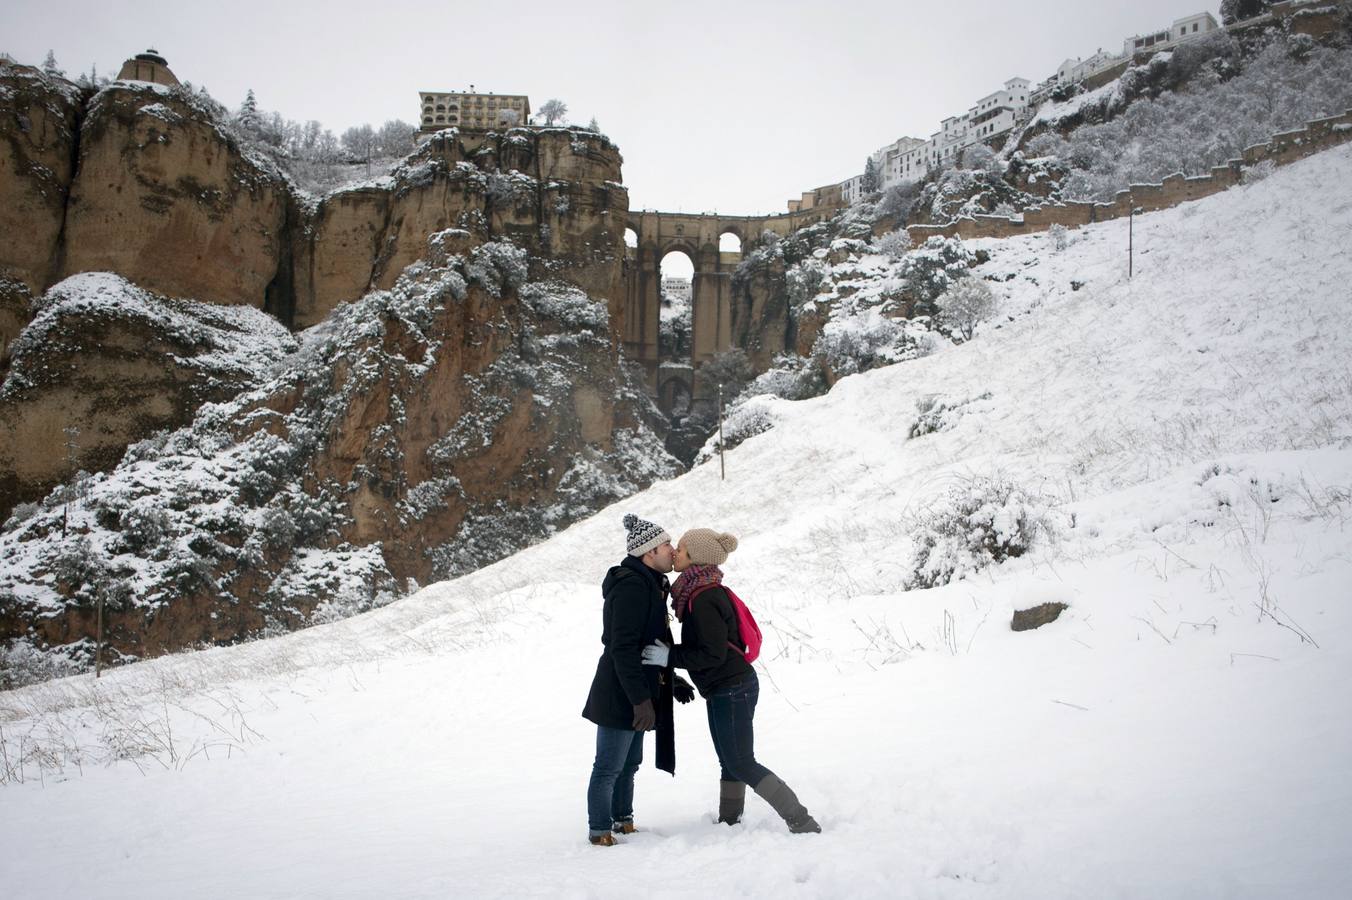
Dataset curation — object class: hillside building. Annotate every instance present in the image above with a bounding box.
[115,48,179,87]
[419,88,531,133]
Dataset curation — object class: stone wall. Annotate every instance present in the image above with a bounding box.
[907,109,1352,243]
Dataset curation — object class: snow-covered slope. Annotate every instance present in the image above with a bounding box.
[3,146,1351,899]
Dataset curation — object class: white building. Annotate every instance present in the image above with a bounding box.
[1123,11,1219,56]
[661,276,691,305]
[840,75,1034,200]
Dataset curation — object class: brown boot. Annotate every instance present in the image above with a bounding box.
[611,819,638,834]
[753,774,822,834]
[589,833,617,846]
[718,780,746,825]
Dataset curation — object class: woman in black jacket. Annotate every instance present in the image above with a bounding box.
[642,527,821,834]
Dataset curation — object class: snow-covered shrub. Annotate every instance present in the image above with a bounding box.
[1241,159,1276,184]
[119,501,171,554]
[904,475,1062,589]
[935,278,997,342]
[814,311,906,378]
[1047,223,1070,252]
[786,258,829,308]
[874,229,913,261]
[876,180,924,224]
[465,241,528,298]
[742,353,829,403]
[699,348,754,400]
[909,392,993,439]
[0,639,80,691]
[3,502,40,530]
[694,395,781,463]
[897,237,975,311]
[960,144,1003,177]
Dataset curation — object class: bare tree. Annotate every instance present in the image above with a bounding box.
[538,98,568,126]
[936,278,996,341]
[497,109,520,128]
[341,124,377,175]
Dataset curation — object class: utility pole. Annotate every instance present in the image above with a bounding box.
[95,587,103,678]
[717,383,726,482]
[1129,205,1142,279]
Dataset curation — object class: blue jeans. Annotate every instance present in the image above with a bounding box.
[587,726,644,835]
[705,671,773,787]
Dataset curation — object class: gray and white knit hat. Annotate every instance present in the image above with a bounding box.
[624,513,671,557]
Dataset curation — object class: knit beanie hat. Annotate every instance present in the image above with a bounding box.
[679,528,739,566]
[624,513,671,557]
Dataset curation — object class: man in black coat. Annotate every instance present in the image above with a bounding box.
[581,513,693,846]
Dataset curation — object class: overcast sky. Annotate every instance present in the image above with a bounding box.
[5,0,1211,216]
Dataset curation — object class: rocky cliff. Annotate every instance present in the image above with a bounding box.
[0,62,674,682]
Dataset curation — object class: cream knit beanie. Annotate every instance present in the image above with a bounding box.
[680,528,739,566]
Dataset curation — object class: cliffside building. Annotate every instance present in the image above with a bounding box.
[115,49,179,87]
[419,88,531,133]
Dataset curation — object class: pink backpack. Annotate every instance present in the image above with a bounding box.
[692,584,763,664]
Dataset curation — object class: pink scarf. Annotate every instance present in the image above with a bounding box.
[671,564,722,622]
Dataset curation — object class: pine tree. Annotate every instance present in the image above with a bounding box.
[862,157,879,194]
[42,50,64,77]
[238,89,259,131]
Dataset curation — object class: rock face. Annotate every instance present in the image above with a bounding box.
[0,273,298,518]
[60,83,293,310]
[0,63,674,683]
[0,61,635,520]
[0,65,82,352]
[292,128,627,330]
[0,243,675,677]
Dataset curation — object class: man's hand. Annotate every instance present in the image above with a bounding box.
[673,675,695,704]
[632,698,656,730]
[641,640,670,667]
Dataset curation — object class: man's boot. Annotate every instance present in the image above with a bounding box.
[718,780,746,825]
[753,773,822,834]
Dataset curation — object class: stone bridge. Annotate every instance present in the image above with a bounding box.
[623,206,834,416]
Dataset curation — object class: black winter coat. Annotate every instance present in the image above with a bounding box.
[669,585,753,698]
[581,556,678,771]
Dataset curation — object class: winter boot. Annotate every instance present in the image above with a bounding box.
[612,818,638,834]
[718,780,746,825]
[589,832,617,846]
[753,773,822,834]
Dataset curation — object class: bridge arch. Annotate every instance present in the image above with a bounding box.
[624,207,831,417]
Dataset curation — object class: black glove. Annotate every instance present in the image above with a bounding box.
[632,698,656,731]
[673,675,695,705]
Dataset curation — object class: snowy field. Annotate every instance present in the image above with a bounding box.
[3,146,1352,899]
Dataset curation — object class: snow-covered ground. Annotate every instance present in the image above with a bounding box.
[3,145,1351,899]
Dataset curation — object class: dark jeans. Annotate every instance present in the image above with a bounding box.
[705,671,773,787]
[586,725,644,835]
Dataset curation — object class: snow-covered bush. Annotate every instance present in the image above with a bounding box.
[0,639,81,691]
[935,278,997,342]
[897,237,976,312]
[786,258,829,308]
[741,354,829,403]
[1047,223,1070,252]
[698,349,754,400]
[909,392,994,439]
[874,229,913,261]
[904,475,1062,589]
[1241,159,1277,184]
[814,311,907,378]
[465,241,528,297]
